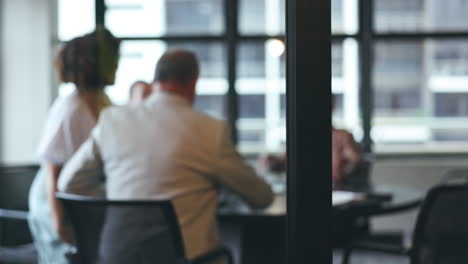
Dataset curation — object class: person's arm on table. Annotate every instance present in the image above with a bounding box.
[58,127,105,197]
[210,124,274,209]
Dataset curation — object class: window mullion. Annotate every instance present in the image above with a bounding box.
[359,0,374,153]
[95,0,105,26]
[225,0,239,144]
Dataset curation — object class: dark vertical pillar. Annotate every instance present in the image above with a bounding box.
[0,0,3,162]
[95,0,105,26]
[225,0,239,143]
[360,0,374,153]
[286,0,331,263]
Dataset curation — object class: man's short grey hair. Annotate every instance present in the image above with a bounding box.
[153,49,199,83]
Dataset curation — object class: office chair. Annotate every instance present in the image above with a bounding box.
[334,155,374,261]
[0,165,39,264]
[343,183,468,264]
[408,183,468,263]
[56,192,233,264]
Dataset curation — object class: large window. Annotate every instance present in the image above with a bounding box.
[333,0,468,153]
[57,0,285,154]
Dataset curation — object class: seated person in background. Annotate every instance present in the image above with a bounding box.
[331,95,361,184]
[128,80,152,105]
[331,126,361,184]
[58,49,273,263]
[262,97,362,185]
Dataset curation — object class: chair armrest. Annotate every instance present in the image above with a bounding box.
[350,239,407,255]
[359,200,422,218]
[189,246,233,264]
[0,209,28,221]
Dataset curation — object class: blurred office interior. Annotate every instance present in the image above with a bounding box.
[4,0,468,263]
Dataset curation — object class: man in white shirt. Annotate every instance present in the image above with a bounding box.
[58,49,273,261]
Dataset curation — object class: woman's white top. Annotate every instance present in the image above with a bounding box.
[37,90,96,165]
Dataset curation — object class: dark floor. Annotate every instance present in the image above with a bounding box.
[333,250,408,264]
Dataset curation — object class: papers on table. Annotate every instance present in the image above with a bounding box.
[332,191,360,206]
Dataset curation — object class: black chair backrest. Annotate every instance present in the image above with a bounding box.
[56,193,186,264]
[411,184,468,264]
[0,165,39,210]
[0,165,39,246]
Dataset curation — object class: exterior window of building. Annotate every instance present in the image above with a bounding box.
[331,0,360,140]
[239,94,266,119]
[166,0,223,35]
[334,0,468,152]
[59,0,468,153]
[238,129,265,146]
[58,0,95,41]
[239,0,284,35]
[432,40,468,76]
[331,0,343,33]
[238,43,265,78]
[280,52,286,78]
[373,41,423,116]
[280,94,286,119]
[332,42,343,77]
[194,95,225,120]
[331,38,360,139]
[435,93,468,117]
[105,0,223,37]
[375,0,468,32]
[237,38,285,152]
[57,0,285,154]
[332,0,358,34]
[236,0,285,153]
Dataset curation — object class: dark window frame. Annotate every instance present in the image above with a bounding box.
[333,0,468,154]
[91,0,286,145]
[0,0,3,161]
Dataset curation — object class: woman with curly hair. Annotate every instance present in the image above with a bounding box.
[28,27,120,263]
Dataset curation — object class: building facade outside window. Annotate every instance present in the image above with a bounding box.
[333,0,468,153]
[57,0,285,154]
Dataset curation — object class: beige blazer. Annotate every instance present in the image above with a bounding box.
[58,91,274,259]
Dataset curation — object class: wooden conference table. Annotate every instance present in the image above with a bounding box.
[217,184,422,264]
